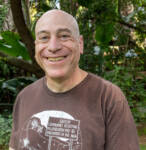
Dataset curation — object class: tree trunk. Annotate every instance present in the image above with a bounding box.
[2,0,15,31]
[22,0,31,29]
[9,0,43,77]
[10,0,36,64]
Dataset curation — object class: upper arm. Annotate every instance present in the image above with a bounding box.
[104,86,140,150]
[9,95,21,150]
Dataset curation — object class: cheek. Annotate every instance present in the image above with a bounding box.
[35,44,46,57]
[72,44,81,56]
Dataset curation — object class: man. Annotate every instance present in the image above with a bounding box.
[9,9,140,150]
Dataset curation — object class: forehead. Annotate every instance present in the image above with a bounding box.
[35,12,77,35]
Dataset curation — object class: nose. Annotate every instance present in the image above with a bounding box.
[47,36,62,53]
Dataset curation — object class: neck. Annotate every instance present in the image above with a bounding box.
[46,69,88,93]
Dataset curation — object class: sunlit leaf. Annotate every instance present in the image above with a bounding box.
[0,31,30,60]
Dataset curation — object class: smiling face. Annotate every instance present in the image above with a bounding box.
[35,10,83,81]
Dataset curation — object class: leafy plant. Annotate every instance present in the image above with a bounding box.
[0,114,12,148]
[0,76,37,114]
[140,145,146,150]
[0,31,30,60]
[0,0,9,32]
[104,65,146,123]
[0,76,37,100]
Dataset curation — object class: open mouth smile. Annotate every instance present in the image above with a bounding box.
[48,56,66,62]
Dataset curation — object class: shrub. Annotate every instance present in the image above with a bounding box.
[104,66,146,123]
[0,114,12,149]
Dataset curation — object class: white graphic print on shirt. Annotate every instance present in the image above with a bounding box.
[19,110,82,150]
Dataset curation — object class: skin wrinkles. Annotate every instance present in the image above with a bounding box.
[35,9,87,93]
[37,28,72,38]
[35,9,80,39]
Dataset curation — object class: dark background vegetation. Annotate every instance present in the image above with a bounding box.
[0,0,146,149]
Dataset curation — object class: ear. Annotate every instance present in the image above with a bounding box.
[79,35,84,54]
[34,40,37,45]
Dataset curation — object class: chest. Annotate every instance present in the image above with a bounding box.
[17,93,105,150]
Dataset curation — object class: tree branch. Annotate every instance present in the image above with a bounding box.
[117,20,146,34]
[10,0,36,64]
[0,51,44,78]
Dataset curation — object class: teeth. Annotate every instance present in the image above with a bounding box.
[48,57,64,61]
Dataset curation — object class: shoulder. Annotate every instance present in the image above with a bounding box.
[88,74,130,120]
[17,77,45,98]
[88,72,120,90]
[88,73,126,102]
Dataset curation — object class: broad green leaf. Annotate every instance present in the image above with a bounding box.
[0,31,30,60]
[2,77,37,94]
[95,23,114,45]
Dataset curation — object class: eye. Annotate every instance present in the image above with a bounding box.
[59,34,70,41]
[40,36,48,42]
[62,34,69,38]
[38,35,49,43]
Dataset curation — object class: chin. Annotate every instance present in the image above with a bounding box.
[45,69,69,80]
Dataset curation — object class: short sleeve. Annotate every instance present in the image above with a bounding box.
[104,85,140,150]
[9,95,21,149]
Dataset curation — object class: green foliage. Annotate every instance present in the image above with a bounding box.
[0,76,37,103]
[104,66,146,123]
[140,145,146,150]
[0,60,11,78]
[0,0,9,31]
[0,31,30,60]
[77,0,145,74]
[0,58,37,108]
[77,0,94,8]
[77,0,118,74]
[0,60,18,105]
[138,126,146,136]
[95,22,115,74]
[95,23,115,45]
[2,76,36,96]
[0,114,12,148]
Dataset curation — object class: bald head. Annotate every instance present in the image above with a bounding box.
[35,9,80,38]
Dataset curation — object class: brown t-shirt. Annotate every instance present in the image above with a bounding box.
[9,73,140,150]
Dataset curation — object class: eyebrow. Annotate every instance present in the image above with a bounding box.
[37,30,49,36]
[57,28,72,34]
[37,28,72,36]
